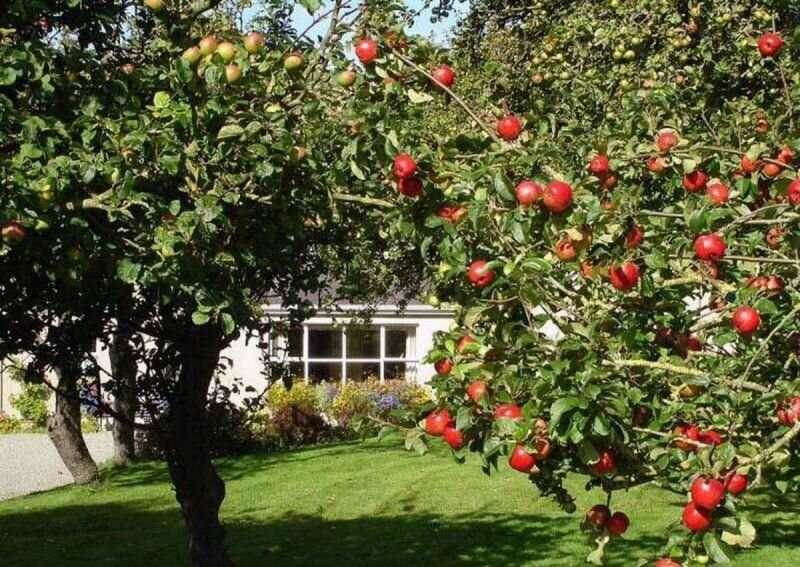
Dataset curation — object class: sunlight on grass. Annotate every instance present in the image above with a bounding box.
[1,439,798,566]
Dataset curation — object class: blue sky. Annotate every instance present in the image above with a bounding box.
[287,0,464,45]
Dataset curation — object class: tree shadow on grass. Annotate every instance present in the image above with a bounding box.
[0,501,667,567]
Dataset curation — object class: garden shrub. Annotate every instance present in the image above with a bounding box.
[0,411,23,434]
[10,381,50,426]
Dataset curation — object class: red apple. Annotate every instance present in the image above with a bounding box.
[682,502,712,532]
[437,205,467,223]
[732,306,761,336]
[607,512,630,536]
[496,115,522,141]
[707,182,730,205]
[2,222,26,244]
[443,425,465,449]
[647,156,667,174]
[555,239,577,262]
[425,409,451,436]
[456,335,476,353]
[543,181,573,213]
[467,260,495,288]
[682,170,708,192]
[508,444,536,473]
[494,403,523,421]
[434,358,453,375]
[599,171,618,190]
[758,32,785,58]
[393,153,417,179]
[699,429,723,446]
[515,180,544,207]
[673,424,701,452]
[725,473,748,496]
[655,559,683,567]
[355,37,379,64]
[778,146,796,164]
[588,154,610,177]
[691,477,725,510]
[625,225,644,249]
[586,504,610,529]
[763,161,783,178]
[777,396,800,426]
[431,65,455,88]
[609,261,641,291]
[467,381,488,403]
[590,449,617,476]
[694,233,726,261]
[741,155,761,173]
[656,130,679,153]
[788,178,800,205]
[398,176,423,198]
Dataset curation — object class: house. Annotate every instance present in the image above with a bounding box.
[0,297,454,419]
[222,296,455,392]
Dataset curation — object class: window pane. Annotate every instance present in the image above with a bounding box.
[347,328,380,358]
[308,328,342,358]
[385,362,411,380]
[308,362,342,384]
[346,362,380,381]
[386,329,409,358]
[289,362,304,378]
[288,328,303,357]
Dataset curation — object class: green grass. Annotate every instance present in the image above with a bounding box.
[1,438,798,566]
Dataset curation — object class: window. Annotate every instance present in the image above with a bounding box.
[271,325,417,383]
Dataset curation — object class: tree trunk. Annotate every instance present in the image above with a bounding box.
[166,325,232,567]
[110,329,137,465]
[47,362,98,485]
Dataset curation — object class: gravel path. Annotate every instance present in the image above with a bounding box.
[0,432,114,501]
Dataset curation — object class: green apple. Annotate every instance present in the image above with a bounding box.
[182,46,201,65]
[283,53,304,72]
[225,64,242,83]
[216,41,236,63]
[244,32,265,54]
[335,69,356,87]
[144,0,165,12]
[198,36,219,57]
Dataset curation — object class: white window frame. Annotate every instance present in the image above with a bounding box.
[273,323,417,383]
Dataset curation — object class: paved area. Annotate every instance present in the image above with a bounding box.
[0,432,114,501]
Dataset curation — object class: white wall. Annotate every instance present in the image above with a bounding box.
[217,305,454,396]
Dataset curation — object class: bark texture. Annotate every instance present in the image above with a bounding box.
[47,362,98,485]
[166,325,232,567]
[110,329,137,465]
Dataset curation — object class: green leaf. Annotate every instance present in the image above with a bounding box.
[116,259,141,284]
[407,89,434,104]
[349,160,366,180]
[153,91,171,109]
[0,67,18,86]
[221,312,235,335]
[218,125,245,140]
[550,397,586,424]
[456,406,473,431]
[192,311,211,326]
[702,532,731,563]
[298,0,321,14]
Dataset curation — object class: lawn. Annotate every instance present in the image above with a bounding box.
[1,438,798,566]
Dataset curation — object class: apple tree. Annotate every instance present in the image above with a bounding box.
[366,1,800,565]
[2,0,426,564]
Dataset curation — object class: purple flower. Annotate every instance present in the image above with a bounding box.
[377,393,400,412]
